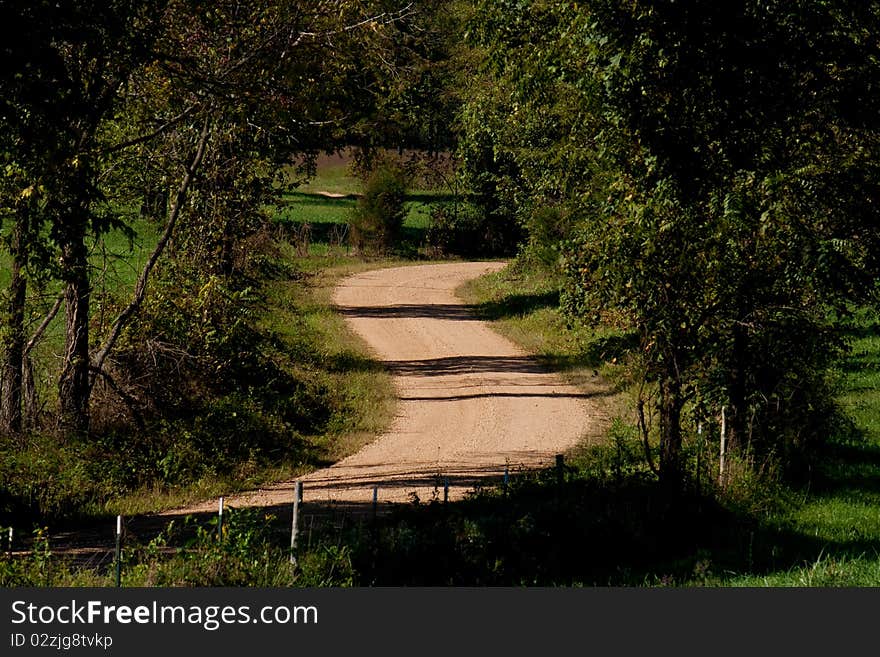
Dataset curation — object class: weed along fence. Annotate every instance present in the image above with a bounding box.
[0,455,572,586]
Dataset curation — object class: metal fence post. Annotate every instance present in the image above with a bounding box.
[290,481,303,566]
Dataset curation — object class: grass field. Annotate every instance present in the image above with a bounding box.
[274,154,456,258]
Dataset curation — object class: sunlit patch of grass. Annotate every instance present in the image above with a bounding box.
[275,158,454,258]
[458,258,630,411]
[725,551,880,587]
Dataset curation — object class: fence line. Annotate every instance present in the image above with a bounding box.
[1,455,566,584]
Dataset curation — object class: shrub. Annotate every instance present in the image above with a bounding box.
[523,206,575,268]
[426,203,523,257]
[349,164,408,253]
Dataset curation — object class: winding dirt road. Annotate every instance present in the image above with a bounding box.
[173,262,608,514]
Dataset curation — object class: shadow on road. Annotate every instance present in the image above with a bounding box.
[336,303,483,322]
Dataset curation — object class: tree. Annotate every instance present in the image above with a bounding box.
[1,0,419,436]
[0,1,171,433]
[467,0,880,488]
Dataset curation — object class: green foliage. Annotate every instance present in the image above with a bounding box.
[465,0,880,487]
[124,509,299,587]
[426,202,520,257]
[0,438,104,519]
[89,260,339,488]
[523,206,575,268]
[455,1,597,261]
[0,528,54,587]
[346,1,464,157]
[350,164,408,253]
[0,510,355,587]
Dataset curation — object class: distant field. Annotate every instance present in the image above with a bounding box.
[275,150,456,257]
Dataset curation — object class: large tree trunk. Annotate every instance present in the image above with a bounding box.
[58,235,91,434]
[0,210,27,435]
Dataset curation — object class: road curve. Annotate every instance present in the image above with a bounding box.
[171,262,607,513]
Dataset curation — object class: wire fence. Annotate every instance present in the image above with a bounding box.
[1,455,568,585]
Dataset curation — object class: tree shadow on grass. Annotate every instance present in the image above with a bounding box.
[475,291,561,321]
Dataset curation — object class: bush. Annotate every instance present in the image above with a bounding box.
[523,206,575,268]
[349,164,408,253]
[426,203,523,257]
[0,435,110,520]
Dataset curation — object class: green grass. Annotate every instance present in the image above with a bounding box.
[275,158,454,258]
[457,256,632,411]
[293,161,362,196]
[274,192,440,256]
[363,269,880,587]
[715,308,880,585]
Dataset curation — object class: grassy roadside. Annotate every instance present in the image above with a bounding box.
[105,252,403,516]
[457,256,632,425]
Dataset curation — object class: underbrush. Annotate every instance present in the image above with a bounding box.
[0,255,396,523]
[0,508,354,587]
[4,365,879,587]
[425,202,522,258]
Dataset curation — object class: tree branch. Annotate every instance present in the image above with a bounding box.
[89,366,145,429]
[23,294,64,357]
[90,113,212,386]
[100,104,199,155]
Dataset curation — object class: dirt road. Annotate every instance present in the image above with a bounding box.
[172,262,608,514]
